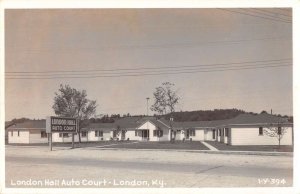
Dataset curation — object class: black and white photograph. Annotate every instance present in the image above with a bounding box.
[1,1,299,194]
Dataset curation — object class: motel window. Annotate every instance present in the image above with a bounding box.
[135,130,138,136]
[153,130,157,137]
[113,130,117,138]
[17,131,20,137]
[82,131,87,137]
[11,131,13,136]
[158,130,163,137]
[95,130,103,137]
[259,127,263,136]
[59,133,69,138]
[41,131,47,138]
[189,129,195,137]
[154,130,163,137]
[212,130,215,139]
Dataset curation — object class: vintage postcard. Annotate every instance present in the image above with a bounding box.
[1,1,299,194]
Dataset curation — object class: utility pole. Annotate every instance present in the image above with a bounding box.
[146,97,150,116]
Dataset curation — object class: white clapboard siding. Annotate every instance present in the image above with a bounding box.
[153,128,170,141]
[135,121,170,141]
[204,129,215,141]
[29,132,48,143]
[188,129,204,141]
[126,130,141,141]
[8,131,30,144]
[230,127,293,145]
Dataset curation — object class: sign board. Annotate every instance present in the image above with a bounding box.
[46,116,78,133]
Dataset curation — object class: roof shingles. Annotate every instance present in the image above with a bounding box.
[6,114,291,131]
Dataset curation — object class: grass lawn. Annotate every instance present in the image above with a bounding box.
[105,141,209,150]
[8,141,209,150]
[205,141,293,152]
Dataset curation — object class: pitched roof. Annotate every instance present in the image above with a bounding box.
[115,116,146,128]
[159,118,229,129]
[6,113,291,131]
[225,113,289,125]
[158,113,290,129]
[82,122,116,131]
[7,120,46,129]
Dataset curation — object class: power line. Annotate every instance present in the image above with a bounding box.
[249,9,292,20]
[5,61,292,77]
[224,9,292,23]
[252,8,292,19]
[6,64,291,80]
[219,8,292,24]
[241,9,292,23]
[278,8,292,12]
[6,58,292,74]
[231,9,292,23]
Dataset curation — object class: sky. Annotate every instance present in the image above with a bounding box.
[5,8,293,121]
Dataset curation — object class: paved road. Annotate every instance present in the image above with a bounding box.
[5,146,293,188]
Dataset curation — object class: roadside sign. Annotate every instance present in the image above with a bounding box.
[46,116,78,133]
[46,116,78,151]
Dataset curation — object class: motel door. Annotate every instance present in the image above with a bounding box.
[186,129,189,139]
[142,130,149,140]
[121,130,126,140]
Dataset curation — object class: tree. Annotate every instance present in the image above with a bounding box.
[263,120,288,149]
[151,82,180,115]
[52,84,97,143]
[151,82,180,142]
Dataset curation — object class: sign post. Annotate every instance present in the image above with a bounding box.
[72,133,74,149]
[49,134,52,151]
[46,116,78,151]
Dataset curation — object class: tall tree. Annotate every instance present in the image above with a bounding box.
[151,82,180,142]
[151,82,180,115]
[52,84,97,142]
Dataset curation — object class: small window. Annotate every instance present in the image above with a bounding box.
[17,131,20,137]
[95,130,103,137]
[189,129,195,136]
[218,129,221,136]
[158,130,163,137]
[11,131,13,136]
[82,131,87,137]
[259,127,263,136]
[41,131,47,138]
[213,130,215,139]
[135,130,138,136]
[59,133,69,138]
[153,130,163,137]
[112,130,117,138]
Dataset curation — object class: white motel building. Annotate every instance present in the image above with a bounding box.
[7,113,293,146]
